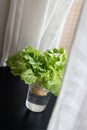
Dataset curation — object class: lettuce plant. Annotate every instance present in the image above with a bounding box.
[6,46,67,96]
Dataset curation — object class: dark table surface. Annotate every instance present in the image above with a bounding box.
[0,67,56,130]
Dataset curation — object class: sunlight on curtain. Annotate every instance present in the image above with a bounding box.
[47,1,87,130]
[0,0,73,66]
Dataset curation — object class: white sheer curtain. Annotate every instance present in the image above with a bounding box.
[0,0,73,66]
[47,0,87,130]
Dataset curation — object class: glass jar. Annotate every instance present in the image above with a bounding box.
[26,84,51,112]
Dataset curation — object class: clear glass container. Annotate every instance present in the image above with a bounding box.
[26,84,51,112]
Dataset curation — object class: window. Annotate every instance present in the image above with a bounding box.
[59,0,84,55]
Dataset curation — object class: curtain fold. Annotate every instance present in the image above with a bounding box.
[47,1,87,130]
[0,0,10,60]
[0,0,73,66]
[0,0,24,65]
[39,0,74,51]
